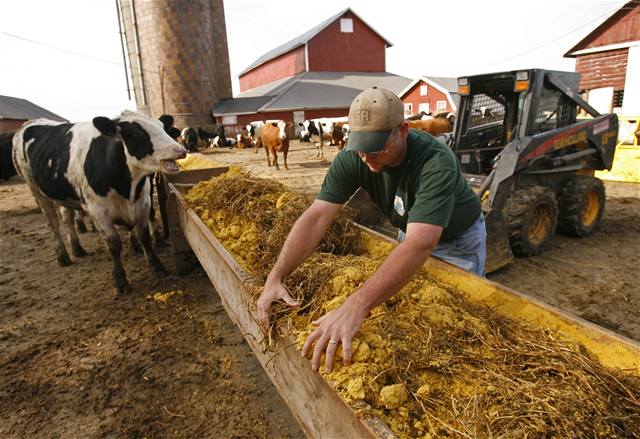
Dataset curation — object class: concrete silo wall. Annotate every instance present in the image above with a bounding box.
[118,0,232,128]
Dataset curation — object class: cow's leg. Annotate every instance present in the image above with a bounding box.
[253,138,260,154]
[129,231,142,253]
[283,147,289,170]
[75,210,88,234]
[136,223,169,275]
[31,191,71,266]
[106,233,131,294]
[91,210,131,294]
[148,176,168,247]
[273,151,279,170]
[155,173,170,240]
[61,207,88,257]
[265,146,272,167]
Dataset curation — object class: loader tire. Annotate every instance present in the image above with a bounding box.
[558,176,605,237]
[503,186,558,256]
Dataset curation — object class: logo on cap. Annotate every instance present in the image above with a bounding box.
[354,110,370,125]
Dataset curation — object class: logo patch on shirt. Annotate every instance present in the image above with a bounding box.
[394,195,406,216]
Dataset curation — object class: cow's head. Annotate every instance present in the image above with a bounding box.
[275,120,288,140]
[299,120,310,139]
[446,113,456,128]
[320,119,334,135]
[94,111,186,174]
[341,123,350,141]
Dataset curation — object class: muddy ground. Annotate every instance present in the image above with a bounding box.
[0,178,304,438]
[1,140,638,438]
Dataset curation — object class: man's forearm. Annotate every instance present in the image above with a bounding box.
[349,239,434,313]
[268,202,338,282]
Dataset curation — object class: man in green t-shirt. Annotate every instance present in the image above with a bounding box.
[257,87,486,373]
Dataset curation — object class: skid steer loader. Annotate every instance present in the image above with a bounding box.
[347,69,619,273]
[448,69,618,272]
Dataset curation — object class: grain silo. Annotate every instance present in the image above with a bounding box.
[116,0,232,128]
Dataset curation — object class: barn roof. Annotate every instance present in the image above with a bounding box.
[397,76,460,111]
[239,8,393,76]
[0,95,67,121]
[212,71,411,116]
[564,0,638,57]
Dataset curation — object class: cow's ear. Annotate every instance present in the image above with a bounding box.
[159,114,174,127]
[93,117,118,137]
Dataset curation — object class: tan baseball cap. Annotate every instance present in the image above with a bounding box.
[346,86,404,153]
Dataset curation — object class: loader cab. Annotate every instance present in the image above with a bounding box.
[451,69,580,175]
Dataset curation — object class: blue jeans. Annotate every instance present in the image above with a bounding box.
[397,214,487,276]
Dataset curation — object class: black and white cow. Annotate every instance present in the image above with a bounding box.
[197,127,216,146]
[12,110,187,294]
[1,131,18,181]
[180,127,199,153]
[245,121,265,153]
[210,136,236,148]
[299,118,334,158]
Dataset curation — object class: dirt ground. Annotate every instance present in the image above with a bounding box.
[1,140,638,438]
[0,178,304,438]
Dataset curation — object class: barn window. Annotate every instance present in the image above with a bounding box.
[420,85,428,96]
[418,103,429,114]
[436,100,447,113]
[404,103,413,117]
[222,115,237,125]
[340,18,353,33]
[613,90,624,108]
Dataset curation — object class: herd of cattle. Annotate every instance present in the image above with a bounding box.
[0,110,455,294]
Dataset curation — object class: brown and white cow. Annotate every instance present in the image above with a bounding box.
[406,113,455,136]
[332,121,351,150]
[259,120,291,170]
[12,110,187,294]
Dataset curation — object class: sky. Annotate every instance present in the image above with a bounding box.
[0,0,625,122]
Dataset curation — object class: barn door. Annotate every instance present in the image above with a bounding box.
[293,111,305,137]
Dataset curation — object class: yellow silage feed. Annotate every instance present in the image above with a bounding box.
[185,168,640,439]
[596,145,640,182]
[177,153,223,170]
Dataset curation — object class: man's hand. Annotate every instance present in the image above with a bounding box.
[257,277,299,334]
[301,297,368,373]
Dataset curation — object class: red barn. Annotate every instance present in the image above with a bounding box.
[397,77,459,118]
[213,8,411,135]
[564,0,640,116]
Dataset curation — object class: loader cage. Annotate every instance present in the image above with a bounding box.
[453,74,524,175]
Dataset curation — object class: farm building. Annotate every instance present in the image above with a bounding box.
[117,0,232,128]
[0,95,66,133]
[564,0,640,117]
[397,76,459,118]
[212,8,411,134]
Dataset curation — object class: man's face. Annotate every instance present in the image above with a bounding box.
[356,123,408,172]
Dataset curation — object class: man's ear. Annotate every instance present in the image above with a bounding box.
[399,121,410,137]
[93,117,118,137]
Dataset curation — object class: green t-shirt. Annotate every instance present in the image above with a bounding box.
[317,129,481,242]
